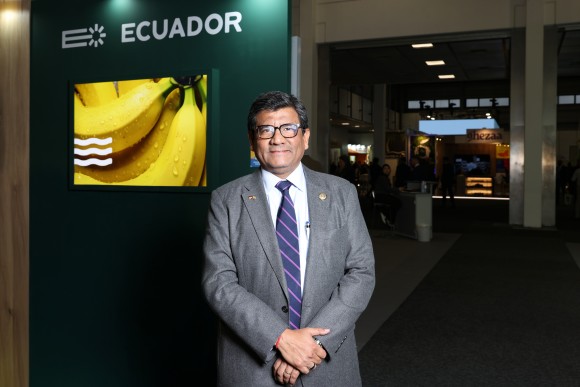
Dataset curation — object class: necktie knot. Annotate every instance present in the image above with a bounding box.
[276,180,292,193]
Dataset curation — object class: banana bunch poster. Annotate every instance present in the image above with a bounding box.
[73,76,208,187]
[30,1,294,192]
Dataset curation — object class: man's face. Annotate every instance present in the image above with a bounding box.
[249,107,310,179]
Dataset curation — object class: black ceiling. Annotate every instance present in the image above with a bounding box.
[329,29,580,85]
[327,29,580,131]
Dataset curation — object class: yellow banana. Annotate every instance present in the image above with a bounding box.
[75,81,118,106]
[184,76,208,186]
[117,78,153,96]
[202,82,208,186]
[74,172,108,185]
[200,160,207,187]
[74,91,84,107]
[74,77,176,153]
[76,85,205,187]
[197,75,208,123]
[74,87,182,183]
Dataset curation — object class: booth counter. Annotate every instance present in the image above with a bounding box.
[395,192,433,241]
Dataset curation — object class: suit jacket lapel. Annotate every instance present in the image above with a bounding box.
[242,170,288,296]
[302,167,332,313]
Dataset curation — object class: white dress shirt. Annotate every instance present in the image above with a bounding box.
[261,163,310,293]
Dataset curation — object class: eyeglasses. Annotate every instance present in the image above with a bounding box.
[255,123,301,139]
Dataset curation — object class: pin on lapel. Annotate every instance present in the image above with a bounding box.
[248,195,256,200]
[318,193,327,201]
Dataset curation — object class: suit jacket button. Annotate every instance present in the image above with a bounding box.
[281,306,289,313]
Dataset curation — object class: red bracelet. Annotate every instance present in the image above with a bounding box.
[275,335,282,350]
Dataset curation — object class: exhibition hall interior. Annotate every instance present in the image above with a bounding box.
[324,30,580,201]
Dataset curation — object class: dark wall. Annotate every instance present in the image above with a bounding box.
[29,1,290,385]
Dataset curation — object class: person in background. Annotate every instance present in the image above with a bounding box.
[440,156,456,208]
[565,161,575,204]
[373,163,402,226]
[394,156,411,189]
[409,156,435,182]
[570,161,580,219]
[556,159,564,205]
[369,157,382,190]
[358,160,369,178]
[202,90,375,386]
[336,154,356,184]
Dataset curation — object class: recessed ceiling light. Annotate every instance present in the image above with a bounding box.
[438,74,455,79]
[412,43,433,48]
[426,60,445,66]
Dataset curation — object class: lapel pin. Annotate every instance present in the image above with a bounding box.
[319,193,327,201]
[248,195,256,200]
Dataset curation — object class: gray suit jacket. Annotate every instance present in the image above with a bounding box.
[202,166,375,386]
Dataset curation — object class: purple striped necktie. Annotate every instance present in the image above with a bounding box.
[275,180,302,329]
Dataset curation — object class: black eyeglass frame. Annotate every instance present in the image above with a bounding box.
[254,123,302,139]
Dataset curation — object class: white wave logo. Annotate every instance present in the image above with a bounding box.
[74,137,112,146]
[75,159,113,166]
[62,24,107,49]
[74,137,113,166]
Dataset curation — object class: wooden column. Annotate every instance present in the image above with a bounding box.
[0,1,30,387]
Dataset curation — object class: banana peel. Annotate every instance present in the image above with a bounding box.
[74,78,177,153]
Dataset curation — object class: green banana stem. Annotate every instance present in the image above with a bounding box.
[160,77,179,98]
[196,75,207,103]
[184,85,195,106]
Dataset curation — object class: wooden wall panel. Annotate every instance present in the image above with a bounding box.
[0,1,30,387]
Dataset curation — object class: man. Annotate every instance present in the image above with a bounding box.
[369,156,382,190]
[440,156,456,208]
[409,156,434,182]
[202,91,375,386]
[373,163,402,227]
[394,156,410,189]
[571,162,580,219]
[335,154,356,184]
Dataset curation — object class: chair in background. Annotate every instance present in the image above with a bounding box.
[371,190,395,234]
[357,173,371,198]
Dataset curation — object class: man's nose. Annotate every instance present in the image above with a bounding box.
[270,128,286,142]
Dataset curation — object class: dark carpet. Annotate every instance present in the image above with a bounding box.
[359,199,580,387]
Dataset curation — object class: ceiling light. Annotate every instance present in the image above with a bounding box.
[438,74,455,79]
[412,43,433,48]
[426,60,445,66]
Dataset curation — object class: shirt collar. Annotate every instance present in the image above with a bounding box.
[261,163,306,193]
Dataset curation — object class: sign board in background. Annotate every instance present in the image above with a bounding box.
[30,1,290,386]
[466,128,505,143]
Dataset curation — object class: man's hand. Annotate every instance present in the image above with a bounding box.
[273,358,299,386]
[275,327,329,374]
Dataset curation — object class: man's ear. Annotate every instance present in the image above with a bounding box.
[303,128,310,150]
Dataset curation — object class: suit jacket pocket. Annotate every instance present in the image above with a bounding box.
[308,224,348,291]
